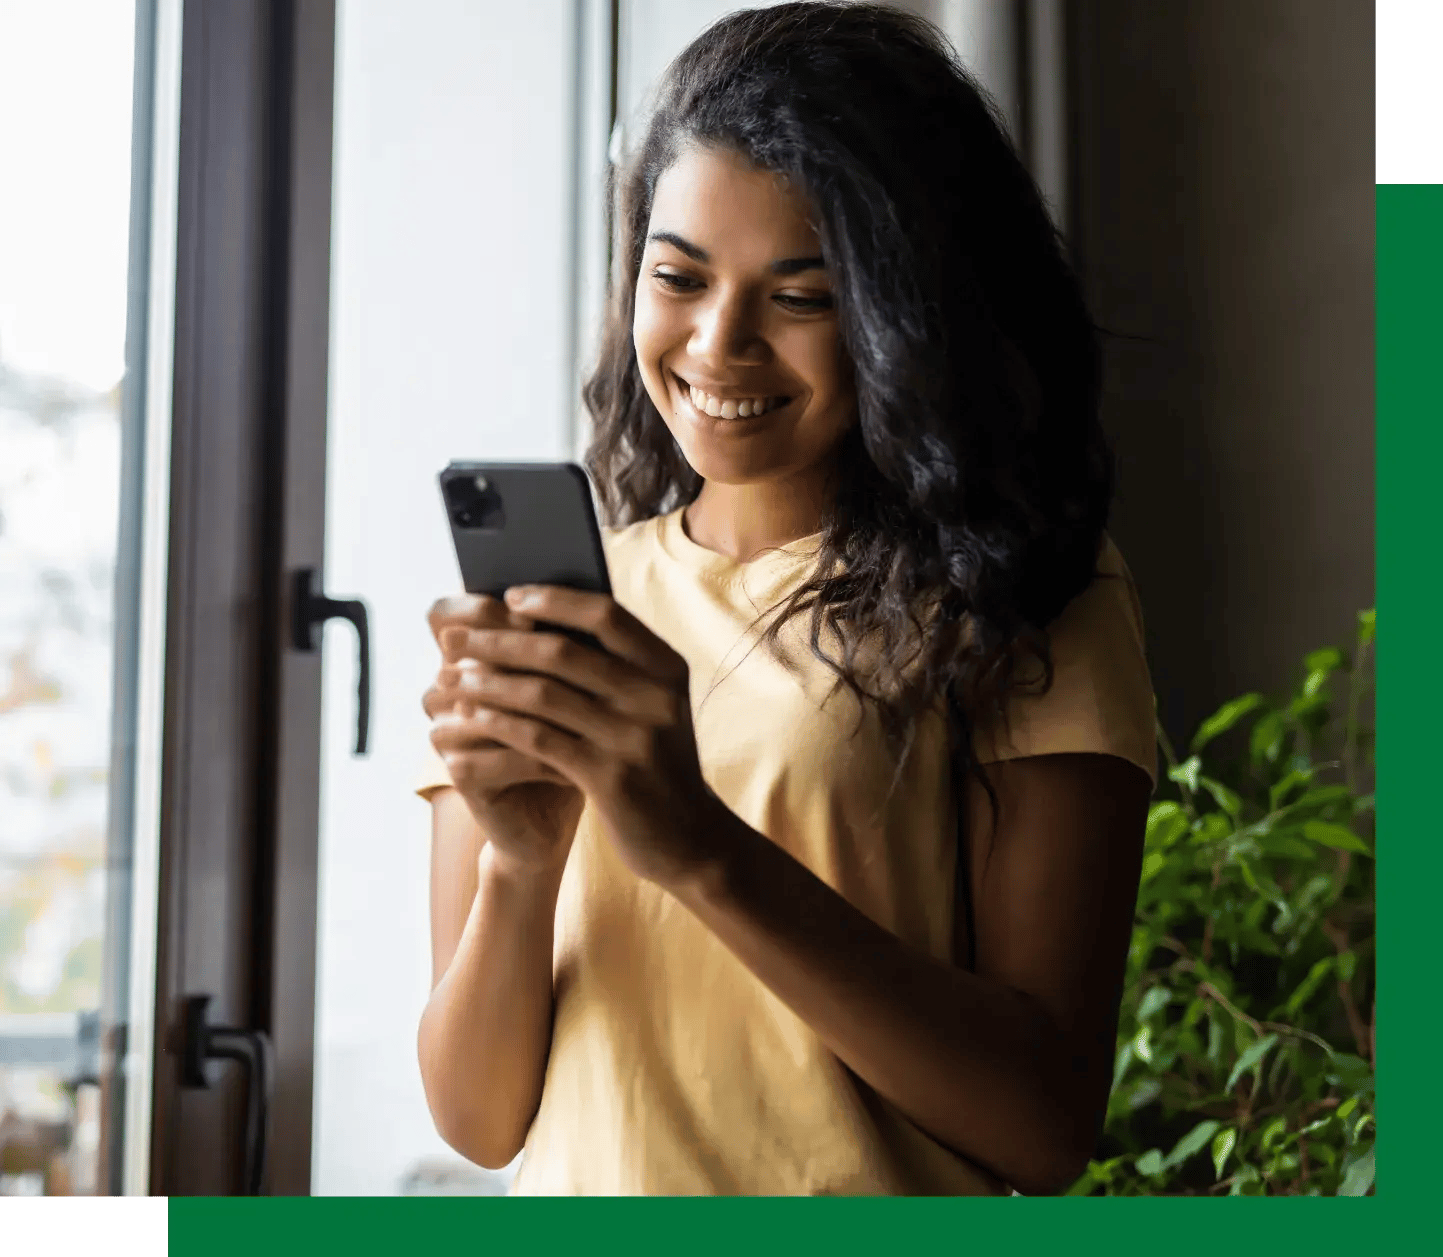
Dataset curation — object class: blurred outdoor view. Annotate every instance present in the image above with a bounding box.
[0,0,137,1194]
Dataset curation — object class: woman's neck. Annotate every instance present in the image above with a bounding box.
[682,476,832,563]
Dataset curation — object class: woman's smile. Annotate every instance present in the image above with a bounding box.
[669,370,797,430]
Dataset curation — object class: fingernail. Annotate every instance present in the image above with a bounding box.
[505,587,539,610]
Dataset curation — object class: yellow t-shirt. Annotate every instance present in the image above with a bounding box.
[416,507,1156,1195]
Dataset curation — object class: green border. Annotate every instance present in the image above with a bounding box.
[170,1196,1383,1254]
[1375,183,1438,1207]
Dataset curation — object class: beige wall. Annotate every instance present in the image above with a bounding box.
[1067,0,1375,743]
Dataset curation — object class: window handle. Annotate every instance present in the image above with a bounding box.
[179,995,273,1196]
[291,566,371,754]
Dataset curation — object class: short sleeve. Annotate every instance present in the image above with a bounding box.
[972,535,1158,787]
[415,743,455,802]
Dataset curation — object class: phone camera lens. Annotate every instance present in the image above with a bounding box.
[445,471,505,531]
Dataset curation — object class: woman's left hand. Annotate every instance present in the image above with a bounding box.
[437,584,722,889]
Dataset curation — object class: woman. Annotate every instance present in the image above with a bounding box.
[415,2,1155,1196]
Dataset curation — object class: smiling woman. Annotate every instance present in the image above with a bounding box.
[416,1,1156,1197]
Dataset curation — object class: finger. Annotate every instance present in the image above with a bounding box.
[467,706,596,790]
[503,586,686,681]
[444,625,668,716]
[436,743,571,789]
[424,664,489,721]
[429,593,535,649]
[452,662,643,748]
[430,713,568,784]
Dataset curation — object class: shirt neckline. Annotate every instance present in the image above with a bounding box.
[655,506,825,580]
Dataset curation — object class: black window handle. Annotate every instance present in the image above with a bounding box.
[180,994,274,1196]
[291,566,371,754]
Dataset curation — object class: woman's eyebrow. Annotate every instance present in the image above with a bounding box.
[649,230,708,261]
[769,255,826,276]
[648,230,826,276]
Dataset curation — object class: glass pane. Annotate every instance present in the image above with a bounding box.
[311,0,585,1195]
[0,0,175,1196]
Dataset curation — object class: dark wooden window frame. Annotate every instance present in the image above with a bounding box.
[141,0,336,1195]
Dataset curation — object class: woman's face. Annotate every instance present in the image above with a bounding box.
[633,145,855,489]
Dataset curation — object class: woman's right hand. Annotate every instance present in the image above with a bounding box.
[424,594,585,877]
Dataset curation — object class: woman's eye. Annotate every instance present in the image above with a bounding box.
[775,293,834,312]
[652,270,701,291]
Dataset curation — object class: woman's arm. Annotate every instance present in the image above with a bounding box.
[417,788,567,1170]
[675,751,1150,1196]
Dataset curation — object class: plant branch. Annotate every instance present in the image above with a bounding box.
[1155,717,1197,816]
[1320,919,1371,1061]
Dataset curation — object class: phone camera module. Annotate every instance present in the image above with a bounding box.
[444,471,506,531]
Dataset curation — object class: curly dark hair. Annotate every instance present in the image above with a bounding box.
[583,1,1114,800]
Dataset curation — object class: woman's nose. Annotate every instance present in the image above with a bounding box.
[689,292,765,366]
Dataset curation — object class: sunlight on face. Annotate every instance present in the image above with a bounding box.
[632,145,855,488]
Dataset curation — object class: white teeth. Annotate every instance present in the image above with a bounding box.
[683,381,781,418]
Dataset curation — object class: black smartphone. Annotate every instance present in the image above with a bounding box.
[438,461,611,651]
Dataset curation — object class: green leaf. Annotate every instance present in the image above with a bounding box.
[1190,692,1265,753]
[1250,710,1286,765]
[1137,986,1172,1023]
[1146,801,1190,850]
[1211,1127,1236,1179]
[1257,833,1319,862]
[1199,776,1243,821]
[1303,646,1344,675]
[1336,950,1358,983]
[1112,1041,1134,1091]
[1125,1078,1161,1112]
[1139,851,1166,885]
[1285,956,1336,1017]
[1338,1146,1375,1196]
[1302,820,1372,855]
[1268,767,1314,812]
[1134,1148,1165,1178]
[1191,813,1233,847]
[1337,1095,1360,1121]
[1260,1116,1289,1152]
[1164,1119,1220,1169]
[1225,1032,1279,1093]
[1325,1054,1373,1094]
[1169,755,1201,793]
[1288,785,1354,815]
[1236,858,1261,894]
[1228,1163,1262,1196]
[1133,1024,1154,1064]
[1357,608,1375,648]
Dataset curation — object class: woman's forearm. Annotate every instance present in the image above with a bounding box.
[417,845,564,1170]
[671,802,1091,1196]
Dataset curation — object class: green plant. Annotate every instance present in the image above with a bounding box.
[1068,609,1376,1196]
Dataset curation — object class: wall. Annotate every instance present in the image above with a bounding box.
[1068,0,1375,742]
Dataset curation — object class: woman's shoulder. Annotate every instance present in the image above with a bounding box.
[974,531,1157,785]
